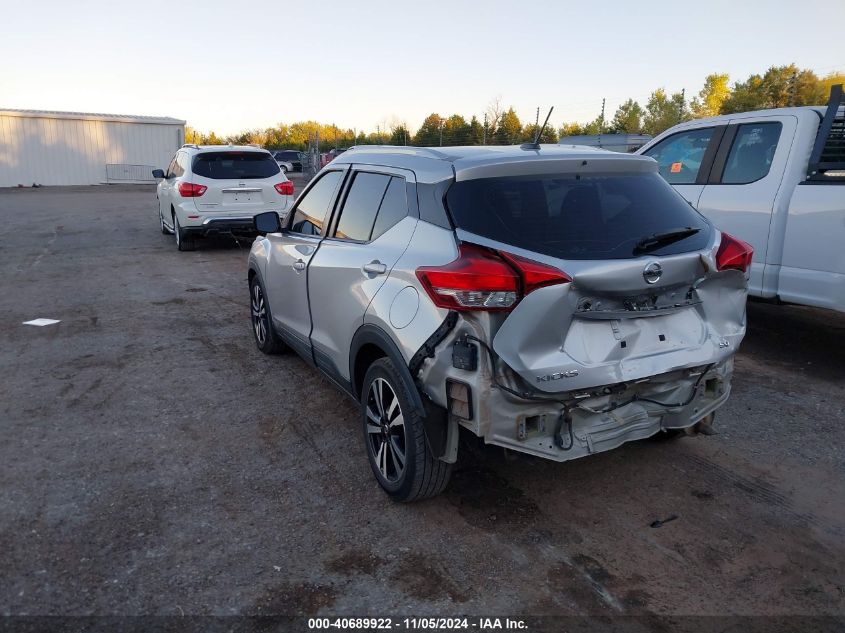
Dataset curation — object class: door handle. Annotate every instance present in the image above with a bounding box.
[293,259,306,272]
[362,261,387,275]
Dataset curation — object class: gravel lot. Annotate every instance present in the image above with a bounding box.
[1,184,843,620]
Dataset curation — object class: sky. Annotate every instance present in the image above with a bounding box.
[1,0,843,136]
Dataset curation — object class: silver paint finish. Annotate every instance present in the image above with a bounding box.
[250,144,749,464]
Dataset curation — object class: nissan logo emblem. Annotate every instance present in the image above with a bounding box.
[643,261,663,284]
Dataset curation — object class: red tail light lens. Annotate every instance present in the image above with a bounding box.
[275,181,294,195]
[498,251,572,295]
[716,232,753,273]
[177,182,207,197]
[416,244,570,312]
[417,244,518,311]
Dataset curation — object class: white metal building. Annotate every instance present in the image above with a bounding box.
[0,109,185,187]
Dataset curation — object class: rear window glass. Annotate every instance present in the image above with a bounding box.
[446,172,711,260]
[192,152,280,179]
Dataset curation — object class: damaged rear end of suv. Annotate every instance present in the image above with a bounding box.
[416,148,751,465]
[249,144,751,501]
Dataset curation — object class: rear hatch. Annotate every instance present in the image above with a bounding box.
[446,155,748,393]
[190,150,291,217]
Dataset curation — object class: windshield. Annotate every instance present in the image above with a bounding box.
[192,152,280,179]
[445,172,711,260]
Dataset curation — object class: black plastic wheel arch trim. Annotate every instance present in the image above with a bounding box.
[350,324,426,414]
[408,311,459,378]
[350,321,455,460]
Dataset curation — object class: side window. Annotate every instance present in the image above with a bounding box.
[176,153,189,176]
[333,172,392,241]
[289,170,344,236]
[371,177,409,241]
[166,155,178,179]
[720,122,782,184]
[643,127,714,184]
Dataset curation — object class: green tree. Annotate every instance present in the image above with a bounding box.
[609,99,644,133]
[521,122,559,143]
[559,122,586,138]
[690,73,731,118]
[468,115,485,145]
[413,113,444,146]
[721,65,826,113]
[820,71,845,98]
[388,124,411,145]
[643,89,690,135]
[443,114,471,145]
[494,108,522,144]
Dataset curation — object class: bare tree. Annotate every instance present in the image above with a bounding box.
[485,96,503,135]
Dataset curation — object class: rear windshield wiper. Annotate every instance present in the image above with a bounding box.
[633,227,701,255]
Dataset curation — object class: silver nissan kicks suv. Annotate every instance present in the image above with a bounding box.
[247,145,752,502]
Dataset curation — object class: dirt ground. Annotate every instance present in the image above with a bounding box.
[1,184,843,621]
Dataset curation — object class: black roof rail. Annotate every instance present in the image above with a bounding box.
[808,84,845,181]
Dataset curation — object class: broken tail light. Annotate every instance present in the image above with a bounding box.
[716,232,753,273]
[416,243,571,312]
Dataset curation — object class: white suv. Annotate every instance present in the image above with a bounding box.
[153,145,294,251]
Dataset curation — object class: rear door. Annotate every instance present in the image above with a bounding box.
[696,115,796,296]
[263,168,347,359]
[307,167,417,384]
[640,125,726,207]
[190,151,288,217]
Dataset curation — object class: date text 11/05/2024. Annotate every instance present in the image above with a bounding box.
[307,617,528,630]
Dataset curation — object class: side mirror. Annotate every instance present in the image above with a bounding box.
[152,169,165,179]
[254,211,282,235]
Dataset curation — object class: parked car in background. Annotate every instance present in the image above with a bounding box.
[271,150,303,172]
[320,148,348,168]
[638,85,845,313]
[273,157,293,173]
[559,133,652,153]
[152,145,294,251]
[247,144,750,501]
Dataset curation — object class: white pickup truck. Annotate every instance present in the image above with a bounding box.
[638,85,845,313]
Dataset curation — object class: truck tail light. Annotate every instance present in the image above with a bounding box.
[716,232,753,273]
[416,243,570,312]
[178,182,207,197]
[275,181,294,195]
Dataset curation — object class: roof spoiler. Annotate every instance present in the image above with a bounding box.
[808,84,845,181]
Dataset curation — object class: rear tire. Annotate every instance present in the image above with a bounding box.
[249,275,286,354]
[174,213,195,251]
[362,358,452,502]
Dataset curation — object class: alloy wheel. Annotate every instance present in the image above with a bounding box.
[251,283,268,346]
[366,378,406,483]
